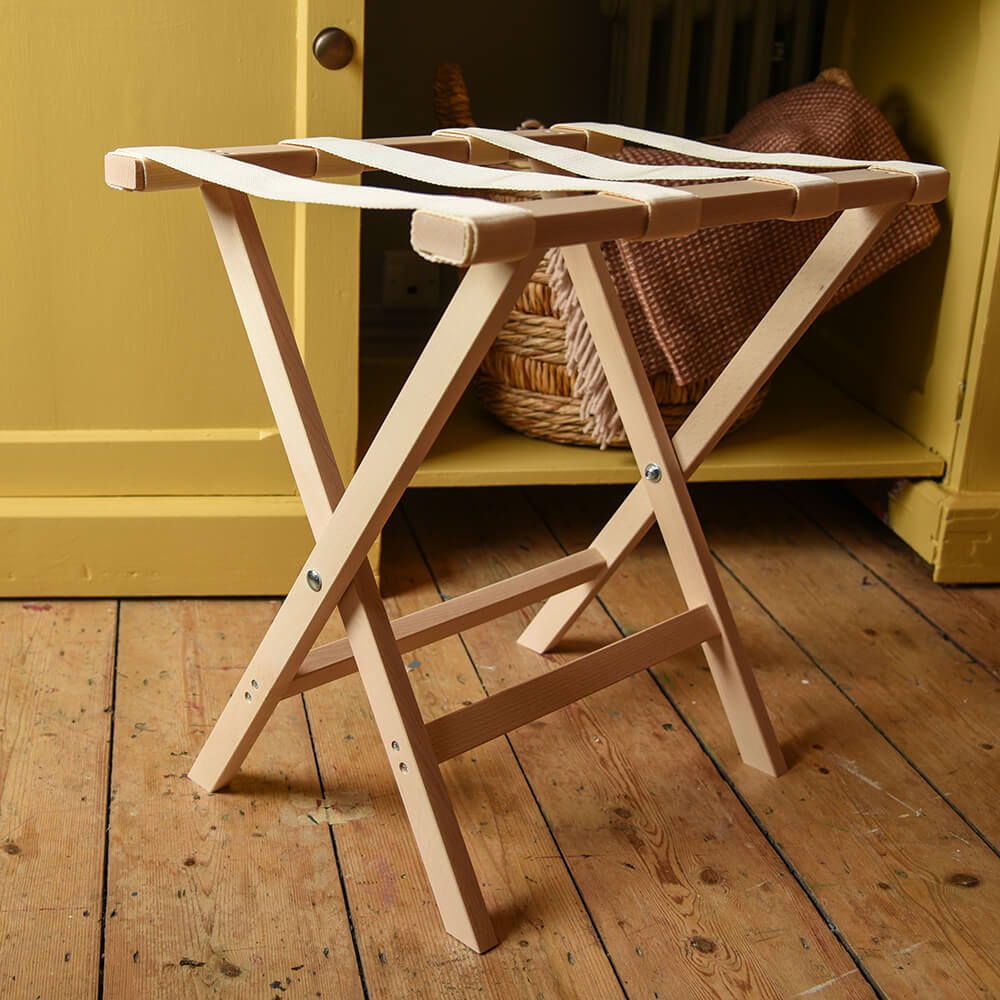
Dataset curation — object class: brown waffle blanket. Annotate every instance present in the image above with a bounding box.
[548,78,941,447]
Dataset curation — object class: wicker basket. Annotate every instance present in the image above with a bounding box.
[434,62,769,449]
[472,261,768,448]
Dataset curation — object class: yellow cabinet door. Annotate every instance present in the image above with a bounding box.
[0,1,364,595]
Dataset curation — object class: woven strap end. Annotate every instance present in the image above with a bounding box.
[628,188,704,239]
[752,170,841,219]
[105,151,144,191]
[411,208,536,266]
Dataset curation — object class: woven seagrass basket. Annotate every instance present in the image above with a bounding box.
[475,261,768,447]
[433,63,769,449]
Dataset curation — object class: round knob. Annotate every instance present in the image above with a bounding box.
[313,28,355,70]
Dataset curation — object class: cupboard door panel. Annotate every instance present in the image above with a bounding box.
[0,1,363,592]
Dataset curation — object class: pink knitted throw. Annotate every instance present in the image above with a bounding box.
[548,78,941,447]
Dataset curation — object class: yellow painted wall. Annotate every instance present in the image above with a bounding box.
[821,0,1000,580]
[813,1,999,465]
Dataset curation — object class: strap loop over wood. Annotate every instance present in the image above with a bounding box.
[436,129,512,165]
[868,161,950,205]
[750,170,841,219]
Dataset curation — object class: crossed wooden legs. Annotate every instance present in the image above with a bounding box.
[519,203,903,657]
[183,188,898,951]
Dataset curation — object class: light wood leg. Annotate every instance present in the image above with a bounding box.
[518,484,653,653]
[189,213,541,789]
[189,184,353,790]
[340,571,498,951]
[560,240,786,775]
[519,204,902,656]
[187,575,332,791]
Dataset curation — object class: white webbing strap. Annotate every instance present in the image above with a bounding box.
[114,123,947,267]
[438,126,841,220]
[282,135,703,239]
[554,122,949,206]
[113,145,537,268]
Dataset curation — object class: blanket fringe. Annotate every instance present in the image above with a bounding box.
[546,249,624,449]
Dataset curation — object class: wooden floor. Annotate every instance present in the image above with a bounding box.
[2,482,999,999]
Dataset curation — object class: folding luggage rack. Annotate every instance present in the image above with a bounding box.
[105,123,947,951]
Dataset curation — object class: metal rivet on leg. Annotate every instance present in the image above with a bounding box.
[306,569,323,591]
[391,740,400,751]
[399,762,408,773]
[643,463,662,483]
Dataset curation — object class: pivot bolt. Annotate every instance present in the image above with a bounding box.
[644,463,662,483]
[306,569,323,591]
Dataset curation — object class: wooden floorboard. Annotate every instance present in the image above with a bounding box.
[405,489,871,1000]
[781,482,1000,675]
[302,516,627,998]
[3,482,999,999]
[531,482,1000,999]
[103,600,364,999]
[694,483,1000,847]
[0,600,116,1000]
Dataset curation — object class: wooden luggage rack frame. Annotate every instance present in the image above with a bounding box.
[105,125,947,952]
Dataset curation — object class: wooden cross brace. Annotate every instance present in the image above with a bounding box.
[105,135,927,951]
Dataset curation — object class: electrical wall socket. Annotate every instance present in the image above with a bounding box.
[382,249,440,309]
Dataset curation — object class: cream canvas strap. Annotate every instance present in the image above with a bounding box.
[112,144,537,268]
[437,126,843,220]
[282,135,704,238]
[554,121,948,204]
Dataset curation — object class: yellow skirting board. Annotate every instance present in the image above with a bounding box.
[0,497,313,597]
[2,360,945,596]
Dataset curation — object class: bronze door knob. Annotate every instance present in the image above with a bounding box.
[313,28,354,70]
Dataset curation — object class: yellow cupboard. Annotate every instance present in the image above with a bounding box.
[0,1,363,595]
[814,1,1000,582]
[5,1,999,592]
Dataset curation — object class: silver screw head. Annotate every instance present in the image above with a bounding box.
[644,463,662,483]
[306,568,323,591]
